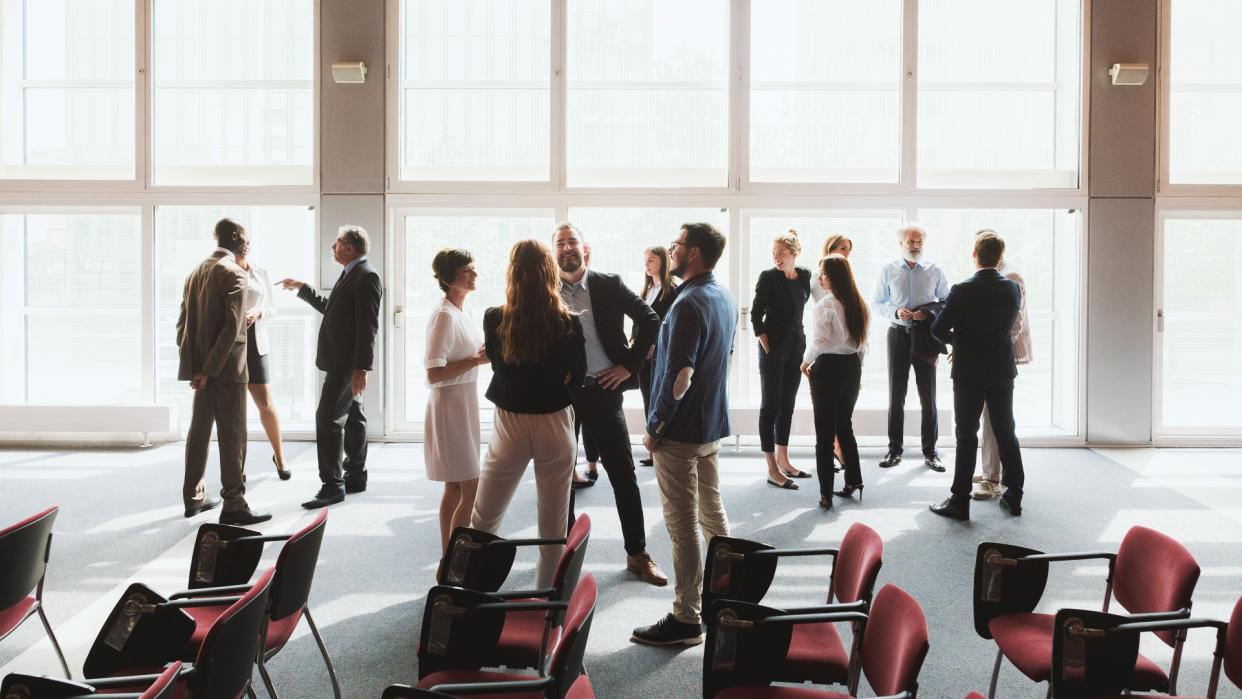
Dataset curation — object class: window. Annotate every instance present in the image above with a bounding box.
[749,0,902,183]
[154,205,318,429]
[918,0,1081,189]
[566,0,730,188]
[0,211,143,404]
[1159,216,1242,432]
[398,0,551,182]
[1167,0,1242,185]
[0,0,135,180]
[151,0,314,186]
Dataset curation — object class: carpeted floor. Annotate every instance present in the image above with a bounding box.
[1,443,1240,698]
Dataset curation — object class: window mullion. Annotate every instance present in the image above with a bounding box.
[901,0,918,193]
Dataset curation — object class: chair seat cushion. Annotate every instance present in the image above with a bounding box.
[417,669,546,698]
[989,613,1169,691]
[263,610,304,653]
[182,604,230,657]
[777,620,850,684]
[716,685,848,699]
[494,605,560,669]
[565,674,594,699]
[0,597,37,638]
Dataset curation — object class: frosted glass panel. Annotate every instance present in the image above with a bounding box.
[1168,0,1242,184]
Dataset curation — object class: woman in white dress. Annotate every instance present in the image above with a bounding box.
[425,248,488,553]
[234,242,290,479]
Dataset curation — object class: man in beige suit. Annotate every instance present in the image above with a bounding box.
[177,218,271,525]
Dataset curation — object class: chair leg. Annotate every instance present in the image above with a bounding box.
[303,607,342,699]
[37,605,72,679]
[1044,684,1051,699]
[246,686,258,699]
[988,648,1003,699]
[258,653,280,699]
[1168,629,1187,695]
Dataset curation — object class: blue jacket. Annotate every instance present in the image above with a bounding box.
[646,273,738,444]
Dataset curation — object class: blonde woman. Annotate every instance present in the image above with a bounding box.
[471,240,586,588]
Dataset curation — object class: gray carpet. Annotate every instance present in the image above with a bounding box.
[2,443,1240,698]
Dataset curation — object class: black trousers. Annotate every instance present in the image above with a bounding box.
[886,325,938,457]
[758,338,805,453]
[566,384,646,556]
[950,378,1024,504]
[809,353,863,498]
[580,424,599,463]
[316,371,368,489]
[639,359,654,420]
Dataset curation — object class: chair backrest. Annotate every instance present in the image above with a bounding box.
[963,693,988,699]
[190,567,275,698]
[139,661,183,699]
[1114,526,1200,646]
[1048,608,1140,699]
[832,522,883,605]
[1225,594,1242,689]
[552,514,591,603]
[547,574,597,699]
[270,510,328,622]
[0,506,58,609]
[861,584,930,697]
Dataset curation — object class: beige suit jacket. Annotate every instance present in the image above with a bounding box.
[1002,266,1033,365]
[177,251,249,383]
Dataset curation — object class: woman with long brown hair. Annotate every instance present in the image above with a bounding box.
[470,239,586,588]
[801,254,869,510]
[636,245,678,467]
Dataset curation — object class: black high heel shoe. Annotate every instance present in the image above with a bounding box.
[819,495,832,510]
[832,483,864,501]
[274,455,292,481]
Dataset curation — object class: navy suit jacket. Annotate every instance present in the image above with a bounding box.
[931,268,1021,384]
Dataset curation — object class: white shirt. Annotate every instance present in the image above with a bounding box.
[644,284,662,306]
[560,272,613,377]
[241,262,277,356]
[804,292,865,364]
[425,299,483,388]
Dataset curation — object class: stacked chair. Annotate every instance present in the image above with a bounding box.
[2,661,183,699]
[972,525,1201,698]
[0,506,72,679]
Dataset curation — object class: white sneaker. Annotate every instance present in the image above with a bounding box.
[972,480,1002,500]
[971,474,984,484]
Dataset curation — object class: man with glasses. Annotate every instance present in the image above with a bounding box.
[632,223,737,647]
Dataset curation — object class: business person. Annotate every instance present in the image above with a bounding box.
[812,234,854,468]
[638,245,678,467]
[177,218,270,525]
[929,231,1026,521]
[234,243,290,480]
[279,226,383,509]
[471,239,586,588]
[751,229,812,489]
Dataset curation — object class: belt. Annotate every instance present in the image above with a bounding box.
[890,324,914,333]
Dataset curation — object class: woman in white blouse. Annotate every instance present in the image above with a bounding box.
[426,248,488,553]
[234,243,290,479]
[800,254,870,510]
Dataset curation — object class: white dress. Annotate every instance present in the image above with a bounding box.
[423,299,483,482]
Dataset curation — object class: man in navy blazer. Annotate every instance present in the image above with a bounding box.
[928,231,1025,521]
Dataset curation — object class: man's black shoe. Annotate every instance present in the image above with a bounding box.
[639,458,654,467]
[344,473,367,494]
[219,508,273,525]
[929,498,969,521]
[184,498,220,518]
[303,486,346,509]
[631,613,704,646]
[878,453,902,468]
[999,497,1023,517]
[924,455,946,472]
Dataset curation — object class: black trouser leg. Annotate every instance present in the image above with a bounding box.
[984,379,1024,501]
[757,343,784,453]
[344,394,367,478]
[570,386,647,556]
[951,380,987,503]
[835,355,863,488]
[316,371,356,488]
[639,361,653,418]
[885,326,912,455]
[810,357,841,497]
[775,340,804,448]
[583,425,600,463]
[913,357,939,458]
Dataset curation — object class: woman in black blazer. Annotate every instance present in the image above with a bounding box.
[752,229,812,489]
[636,245,678,466]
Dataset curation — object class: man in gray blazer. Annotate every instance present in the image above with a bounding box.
[177,218,271,525]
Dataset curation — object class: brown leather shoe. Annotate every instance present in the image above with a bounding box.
[627,552,669,586]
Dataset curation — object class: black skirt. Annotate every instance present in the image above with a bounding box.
[246,325,270,384]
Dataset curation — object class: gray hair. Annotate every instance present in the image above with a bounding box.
[897,222,927,241]
[553,221,583,242]
[338,225,370,255]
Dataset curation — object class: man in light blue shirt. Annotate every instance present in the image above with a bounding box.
[872,223,951,472]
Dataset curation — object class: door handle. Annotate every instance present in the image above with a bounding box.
[394,305,404,329]
[1156,309,1164,332]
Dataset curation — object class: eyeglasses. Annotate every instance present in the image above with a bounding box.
[669,240,687,251]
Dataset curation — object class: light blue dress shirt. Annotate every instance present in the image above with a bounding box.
[872,258,951,327]
[560,273,613,377]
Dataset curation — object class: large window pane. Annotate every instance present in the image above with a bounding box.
[567,0,729,188]
[1161,218,1242,431]
[749,0,902,183]
[1168,0,1242,185]
[399,0,550,182]
[155,206,318,430]
[918,0,1081,189]
[0,0,135,180]
[0,212,143,404]
[151,0,314,186]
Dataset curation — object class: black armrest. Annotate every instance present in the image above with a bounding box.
[749,547,840,559]
[1117,617,1225,634]
[1119,608,1191,623]
[778,600,867,615]
[474,600,568,614]
[757,611,868,626]
[493,587,555,600]
[169,584,252,600]
[430,676,553,695]
[161,595,242,609]
[86,664,194,689]
[1018,551,1115,564]
[484,537,566,548]
[231,533,292,545]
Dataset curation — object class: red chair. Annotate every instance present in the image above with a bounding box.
[964,694,987,699]
[703,583,929,699]
[426,514,591,673]
[0,506,71,678]
[974,526,1200,698]
[1,661,183,699]
[386,574,599,699]
[702,522,884,692]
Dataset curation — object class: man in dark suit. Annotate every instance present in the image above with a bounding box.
[929,231,1025,521]
[279,225,383,509]
[554,222,668,586]
[177,218,271,525]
